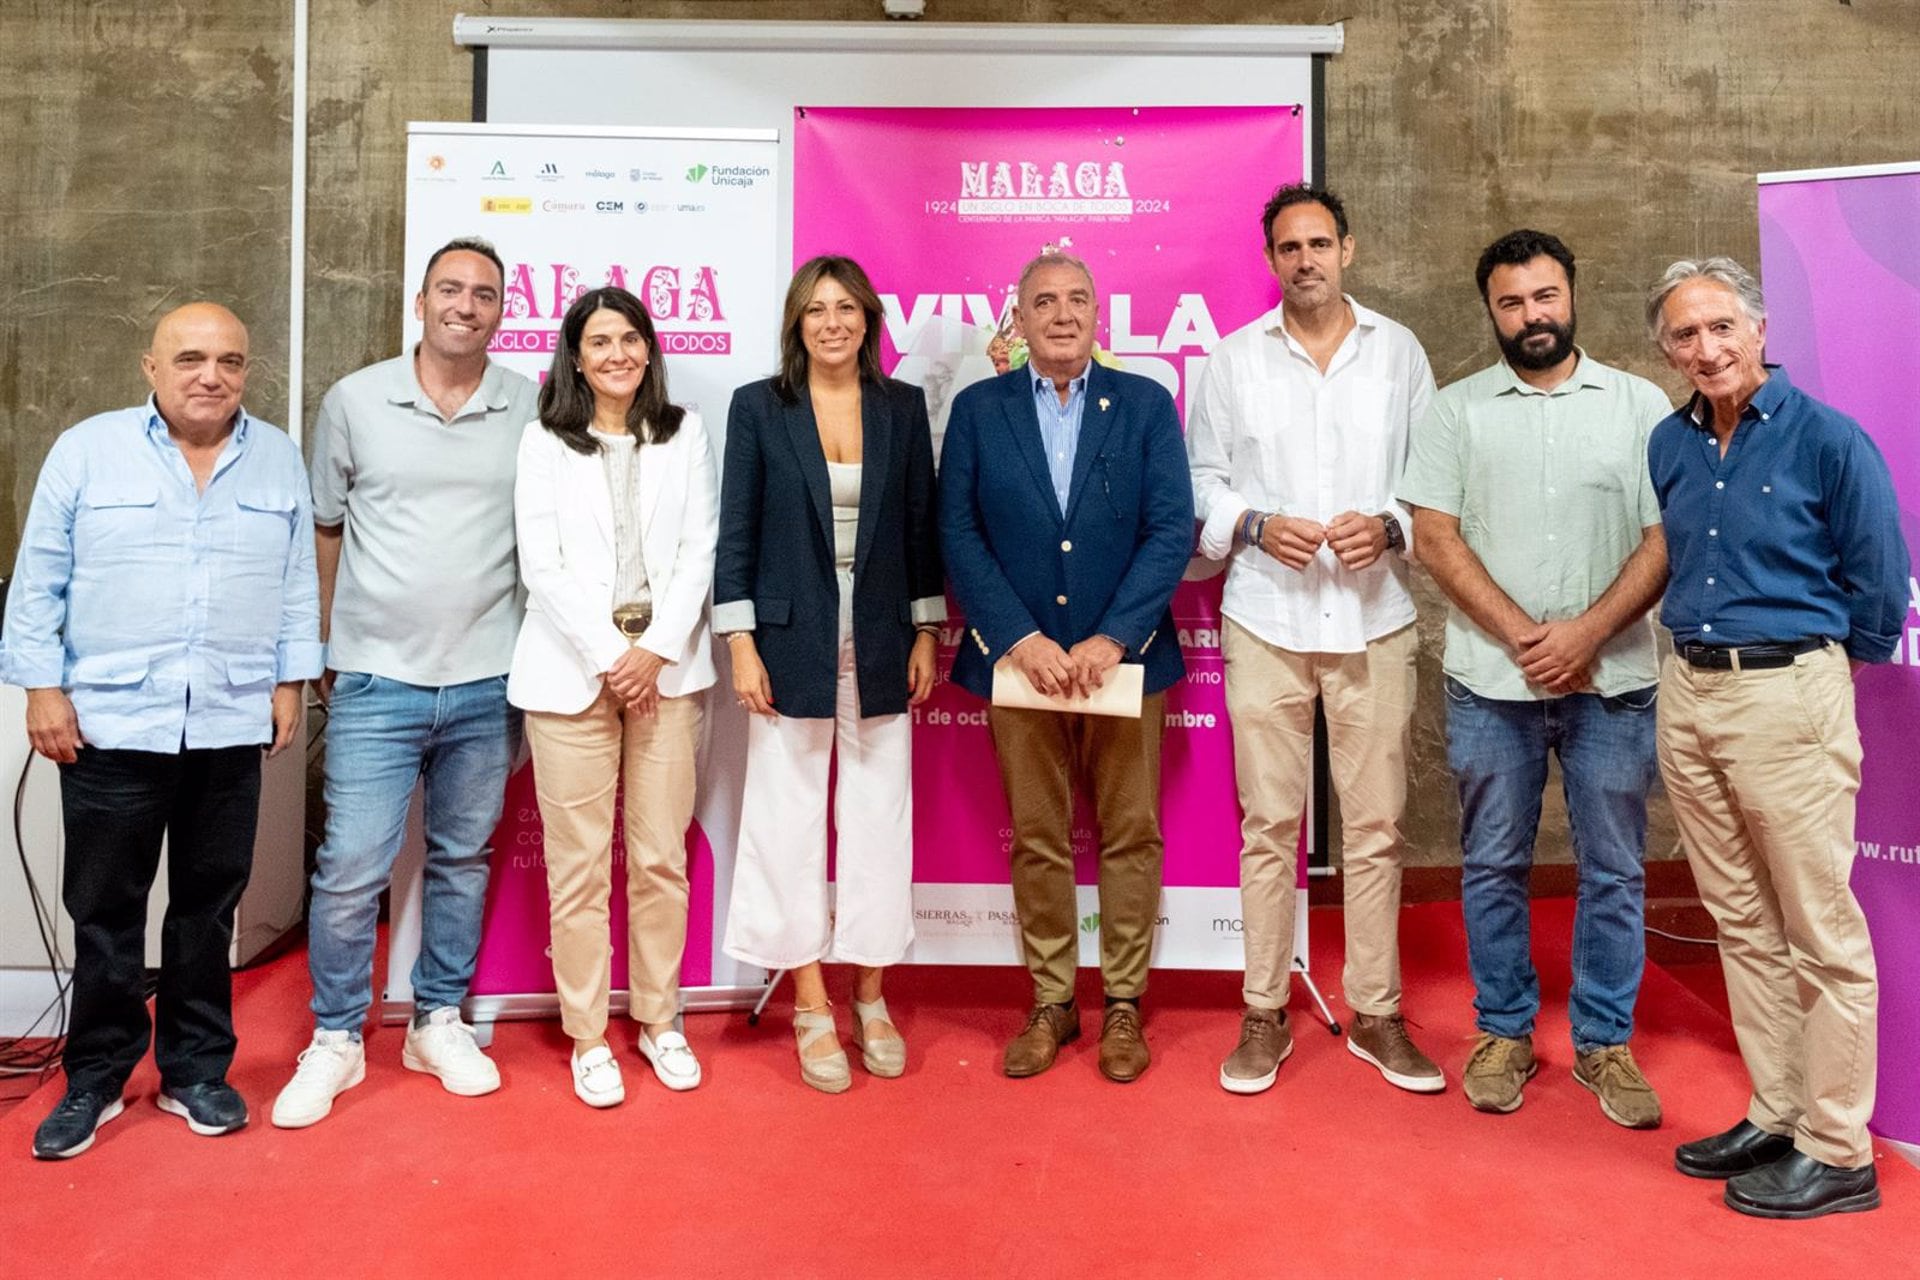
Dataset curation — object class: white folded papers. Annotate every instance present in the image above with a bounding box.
[990,662,1145,718]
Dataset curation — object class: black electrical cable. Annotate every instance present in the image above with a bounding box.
[0,749,70,1080]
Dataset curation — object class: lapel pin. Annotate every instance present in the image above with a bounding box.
[1098,397,1110,412]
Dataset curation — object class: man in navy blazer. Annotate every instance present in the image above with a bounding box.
[939,253,1193,1083]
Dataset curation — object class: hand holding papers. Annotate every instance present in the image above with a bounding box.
[992,659,1144,718]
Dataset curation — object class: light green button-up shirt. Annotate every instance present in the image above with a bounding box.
[1398,352,1671,701]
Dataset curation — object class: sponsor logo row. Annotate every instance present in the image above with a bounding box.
[422,154,771,190]
[480,197,715,217]
[912,905,1245,935]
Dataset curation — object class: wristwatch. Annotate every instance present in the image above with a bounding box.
[1376,512,1405,553]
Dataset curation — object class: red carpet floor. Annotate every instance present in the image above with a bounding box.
[3,899,1914,1279]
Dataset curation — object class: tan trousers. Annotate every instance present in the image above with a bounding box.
[524,688,703,1037]
[1223,618,1416,1016]
[1656,644,1877,1167]
[988,692,1166,1005]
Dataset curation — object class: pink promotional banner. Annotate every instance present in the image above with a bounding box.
[1758,163,1920,1145]
[471,768,718,992]
[795,106,1303,967]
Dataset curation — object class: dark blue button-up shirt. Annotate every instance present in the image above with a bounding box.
[1648,365,1908,662]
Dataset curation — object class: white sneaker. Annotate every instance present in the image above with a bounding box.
[272,1030,366,1129]
[571,1046,625,1108]
[401,1007,501,1097]
[637,1028,702,1092]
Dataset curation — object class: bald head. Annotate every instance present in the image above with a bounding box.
[143,302,250,440]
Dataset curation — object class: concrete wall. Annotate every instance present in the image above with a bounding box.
[6,0,1917,867]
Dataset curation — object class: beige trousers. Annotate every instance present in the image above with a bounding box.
[1223,618,1416,1016]
[524,688,703,1037]
[1656,644,1877,1167]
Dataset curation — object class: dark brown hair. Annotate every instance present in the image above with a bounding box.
[538,287,684,455]
[420,236,506,294]
[771,255,886,403]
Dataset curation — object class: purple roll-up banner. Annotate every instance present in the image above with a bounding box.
[1759,161,1920,1146]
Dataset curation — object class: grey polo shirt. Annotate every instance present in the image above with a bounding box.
[1398,352,1671,701]
[309,351,538,686]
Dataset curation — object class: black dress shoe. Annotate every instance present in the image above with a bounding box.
[1674,1119,1794,1179]
[1725,1150,1880,1219]
[156,1080,249,1136]
[31,1089,126,1160]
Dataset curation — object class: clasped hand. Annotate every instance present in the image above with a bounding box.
[1010,633,1124,700]
[1515,618,1600,694]
[606,647,667,716]
[1258,511,1387,572]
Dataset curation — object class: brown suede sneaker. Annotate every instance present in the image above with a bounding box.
[1003,1002,1080,1078]
[1098,1002,1150,1083]
[1347,1012,1445,1094]
[1574,1043,1662,1129]
[1219,1006,1293,1095]
[1462,1032,1537,1113]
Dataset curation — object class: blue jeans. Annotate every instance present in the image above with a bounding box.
[307,672,519,1032]
[1444,677,1657,1050]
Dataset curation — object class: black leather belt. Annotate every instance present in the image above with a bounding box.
[1676,638,1827,671]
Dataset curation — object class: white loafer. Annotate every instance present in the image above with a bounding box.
[571,1045,625,1108]
[637,1028,702,1092]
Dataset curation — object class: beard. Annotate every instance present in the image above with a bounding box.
[1497,314,1577,371]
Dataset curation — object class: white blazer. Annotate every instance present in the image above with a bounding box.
[508,410,719,714]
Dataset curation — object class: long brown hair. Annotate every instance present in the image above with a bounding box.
[771,255,886,403]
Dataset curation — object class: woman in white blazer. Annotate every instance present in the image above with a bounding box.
[509,286,717,1109]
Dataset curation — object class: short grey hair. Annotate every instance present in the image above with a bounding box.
[1645,256,1766,346]
[1015,251,1096,306]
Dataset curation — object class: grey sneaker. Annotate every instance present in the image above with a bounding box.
[1348,1012,1445,1093]
[1219,1006,1293,1095]
[1575,1043,1662,1129]
[1463,1032,1537,1113]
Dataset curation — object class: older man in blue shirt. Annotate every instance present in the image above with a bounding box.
[2,303,322,1159]
[1647,258,1906,1220]
[940,253,1192,1084]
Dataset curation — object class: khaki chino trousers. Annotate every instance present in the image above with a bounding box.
[1656,644,1877,1168]
[989,692,1168,1005]
[524,688,702,1037]
[1223,618,1416,1016]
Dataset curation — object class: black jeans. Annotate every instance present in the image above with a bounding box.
[58,744,262,1094]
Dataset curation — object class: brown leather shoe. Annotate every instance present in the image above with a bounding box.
[1348,1012,1445,1094]
[1098,1001,1150,1083]
[1003,1002,1080,1078]
[1219,1006,1292,1095]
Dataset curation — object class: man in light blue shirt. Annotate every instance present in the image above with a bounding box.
[2,302,321,1159]
[1031,361,1088,512]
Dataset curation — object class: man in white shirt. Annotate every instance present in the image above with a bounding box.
[1187,184,1442,1096]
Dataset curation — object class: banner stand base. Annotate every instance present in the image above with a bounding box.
[380,983,774,1029]
[1292,958,1342,1036]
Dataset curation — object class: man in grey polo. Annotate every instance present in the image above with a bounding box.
[1401,229,1672,1129]
[271,237,538,1128]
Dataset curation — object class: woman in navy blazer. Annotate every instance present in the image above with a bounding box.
[714,255,944,1093]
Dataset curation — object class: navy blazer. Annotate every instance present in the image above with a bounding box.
[939,362,1192,701]
[715,375,943,720]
